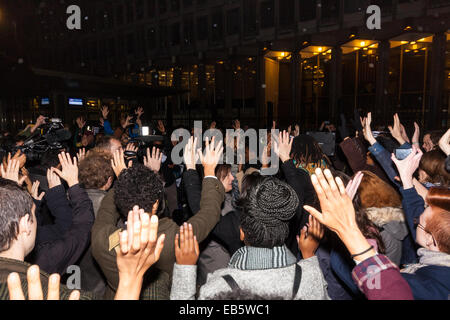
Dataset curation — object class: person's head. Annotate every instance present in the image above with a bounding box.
[423,130,444,152]
[418,150,450,186]
[239,177,299,248]
[354,171,402,209]
[0,178,36,258]
[291,134,329,168]
[94,136,122,155]
[114,164,165,218]
[416,187,450,253]
[240,172,265,198]
[40,149,64,170]
[215,164,234,193]
[78,152,114,191]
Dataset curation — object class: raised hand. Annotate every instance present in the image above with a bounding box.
[122,116,133,129]
[12,150,26,169]
[345,171,364,201]
[115,204,165,300]
[303,168,376,262]
[135,107,144,118]
[77,148,86,162]
[125,143,138,153]
[1,159,26,185]
[76,117,86,129]
[175,223,200,266]
[388,114,406,145]
[297,215,324,259]
[101,106,109,119]
[31,180,45,201]
[47,168,62,189]
[210,121,216,129]
[183,136,199,170]
[111,149,129,178]
[144,146,163,173]
[412,122,420,146]
[273,130,293,163]
[8,265,80,300]
[438,128,450,156]
[272,120,276,130]
[53,153,79,187]
[361,112,376,145]
[198,136,223,177]
[391,145,423,190]
[287,125,292,136]
[261,145,270,169]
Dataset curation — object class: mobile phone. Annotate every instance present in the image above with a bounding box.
[395,148,412,160]
[324,121,330,125]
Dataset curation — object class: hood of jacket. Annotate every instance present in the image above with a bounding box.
[365,207,405,227]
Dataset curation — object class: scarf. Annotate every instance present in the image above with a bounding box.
[228,245,297,270]
[401,248,450,274]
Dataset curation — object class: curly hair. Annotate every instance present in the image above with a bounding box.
[240,177,299,248]
[114,164,164,218]
[426,187,450,254]
[78,152,114,189]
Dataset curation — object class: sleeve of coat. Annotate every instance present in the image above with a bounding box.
[186,177,225,243]
[34,185,94,275]
[183,169,202,214]
[90,188,122,291]
[36,185,73,244]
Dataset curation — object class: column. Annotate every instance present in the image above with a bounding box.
[428,32,446,130]
[375,40,390,125]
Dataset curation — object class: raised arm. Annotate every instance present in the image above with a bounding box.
[303,168,413,300]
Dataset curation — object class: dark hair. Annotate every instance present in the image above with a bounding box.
[79,152,114,189]
[0,178,34,253]
[375,135,400,154]
[240,177,299,248]
[40,149,64,169]
[291,134,330,167]
[114,164,164,218]
[419,150,450,186]
[428,130,445,147]
[215,164,231,182]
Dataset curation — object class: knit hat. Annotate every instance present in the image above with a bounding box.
[240,177,299,248]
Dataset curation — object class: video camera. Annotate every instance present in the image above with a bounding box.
[12,118,72,162]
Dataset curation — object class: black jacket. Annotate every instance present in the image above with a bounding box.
[28,184,94,275]
[35,184,73,244]
[280,159,316,256]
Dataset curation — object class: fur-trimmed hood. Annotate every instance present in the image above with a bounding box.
[365,207,405,227]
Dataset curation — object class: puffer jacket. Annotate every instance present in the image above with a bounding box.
[365,207,409,266]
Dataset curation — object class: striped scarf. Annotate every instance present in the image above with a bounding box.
[228,245,297,270]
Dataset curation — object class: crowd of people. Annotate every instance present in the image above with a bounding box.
[0,106,449,300]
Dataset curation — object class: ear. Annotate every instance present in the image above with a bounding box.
[239,228,245,242]
[18,214,32,236]
[105,176,114,189]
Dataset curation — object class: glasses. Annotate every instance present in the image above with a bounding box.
[417,223,437,247]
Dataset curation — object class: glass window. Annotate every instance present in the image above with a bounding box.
[279,0,294,28]
[344,0,365,13]
[183,17,194,46]
[126,34,135,55]
[136,0,145,19]
[160,25,168,48]
[243,0,257,36]
[211,11,223,43]
[171,0,180,11]
[148,0,155,17]
[108,38,116,57]
[321,0,340,23]
[299,0,316,21]
[260,0,275,29]
[126,1,134,23]
[197,16,208,41]
[227,8,240,35]
[159,0,167,14]
[116,4,124,25]
[147,27,156,49]
[183,0,193,7]
[171,23,180,45]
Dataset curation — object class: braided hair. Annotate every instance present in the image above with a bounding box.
[240,177,299,248]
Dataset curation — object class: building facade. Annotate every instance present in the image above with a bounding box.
[1,0,450,131]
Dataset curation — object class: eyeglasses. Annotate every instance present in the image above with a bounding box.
[417,223,437,247]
